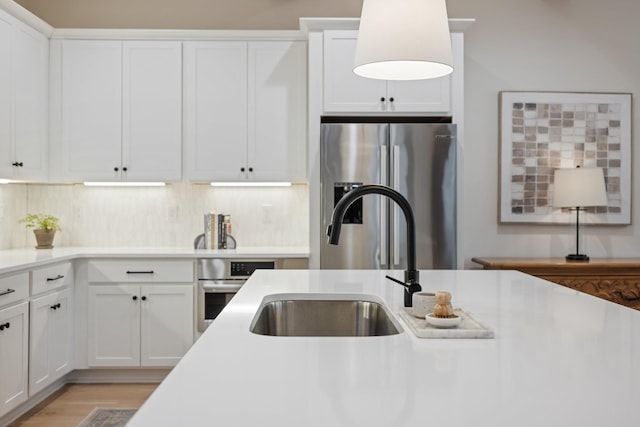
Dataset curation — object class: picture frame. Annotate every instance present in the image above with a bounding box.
[498,91,632,224]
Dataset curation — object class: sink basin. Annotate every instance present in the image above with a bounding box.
[249,293,402,337]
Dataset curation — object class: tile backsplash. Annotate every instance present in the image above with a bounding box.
[0,183,308,249]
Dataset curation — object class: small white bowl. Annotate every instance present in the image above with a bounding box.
[425,314,462,329]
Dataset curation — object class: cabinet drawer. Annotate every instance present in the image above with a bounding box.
[31,262,73,295]
[88,260,194,283]
[0,272,29,308]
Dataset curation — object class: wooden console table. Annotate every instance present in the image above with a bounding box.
[471,257,640,310]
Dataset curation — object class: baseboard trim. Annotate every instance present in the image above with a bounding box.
[0,378,67,427]
[67,368,170,383]
[0,368,169,425]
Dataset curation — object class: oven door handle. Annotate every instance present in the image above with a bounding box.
[200,282,243,293]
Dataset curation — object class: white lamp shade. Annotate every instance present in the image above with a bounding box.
[353,0,454,81]
[552,167,608,208]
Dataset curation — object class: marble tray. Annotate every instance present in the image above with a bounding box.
[399,308,494,339]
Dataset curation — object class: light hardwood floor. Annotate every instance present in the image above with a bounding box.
[8,383,157,427]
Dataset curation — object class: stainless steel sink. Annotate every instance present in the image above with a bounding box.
[249,294,402,337]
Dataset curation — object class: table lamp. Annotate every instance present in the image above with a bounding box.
[552,167,607,262]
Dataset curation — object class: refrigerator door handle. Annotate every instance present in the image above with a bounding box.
[392,145,400,267]
[380,147,388,267]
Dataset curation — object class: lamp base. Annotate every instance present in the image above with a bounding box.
[566,254,589,262]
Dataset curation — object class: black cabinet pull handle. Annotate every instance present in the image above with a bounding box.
[50,303,61,310]
[12,162,23,167]
[0,322,10,331]
[141,296,147,301]
[132,295,138,301]
[126,270,154,274]
[0,288,16,296]
[46,275,64,282]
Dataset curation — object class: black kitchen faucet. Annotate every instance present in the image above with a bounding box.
[326,184,421,307]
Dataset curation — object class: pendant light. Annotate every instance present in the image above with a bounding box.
[354,0,454,81]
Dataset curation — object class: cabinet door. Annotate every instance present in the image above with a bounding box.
[386,77,451,113]
[60,40,122,181]
[88,285,140,367]
[183,41,248,181]
[12,23,47,181]
[140,285,193,367]
[323,30,452,114]
[122,41,182,181]
[0,11,47,181]
[0,302,29,418]
[0,12,14,179]
[29,288,73,396]
[248,41,307,182]
[323,30,386,113]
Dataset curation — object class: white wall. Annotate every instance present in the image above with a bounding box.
[447,0,640,266]
[0,183,308,249]
[3,0,639,264]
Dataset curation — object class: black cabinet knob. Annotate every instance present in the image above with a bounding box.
[241,167,245,172]
[114,167,119,172]
[132,295,138,301]
[123,167,127,172]
[141,296,147,301]
[380,97,385,102]
[389,97,394,102]
[248,167,253,172]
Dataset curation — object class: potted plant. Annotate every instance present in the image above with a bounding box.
[19,213,62,249]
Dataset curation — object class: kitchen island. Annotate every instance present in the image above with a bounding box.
[128,269,639,427]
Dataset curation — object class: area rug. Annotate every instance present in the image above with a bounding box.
[76,407,137,427]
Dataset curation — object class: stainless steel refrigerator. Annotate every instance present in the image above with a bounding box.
[320,119,457,270]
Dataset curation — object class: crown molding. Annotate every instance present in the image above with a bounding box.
[0,0,54,36]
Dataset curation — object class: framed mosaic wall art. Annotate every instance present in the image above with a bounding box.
[498,91,631,224]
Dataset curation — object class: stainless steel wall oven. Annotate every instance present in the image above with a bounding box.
[197,258,275,332]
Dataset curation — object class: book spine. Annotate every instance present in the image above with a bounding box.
[203,213,211,249]
[217,214,224,249]
[210,213,217,250]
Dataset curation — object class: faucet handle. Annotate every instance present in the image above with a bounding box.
[385,275,422,307]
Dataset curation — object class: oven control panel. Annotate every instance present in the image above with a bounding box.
[230,261,275,277]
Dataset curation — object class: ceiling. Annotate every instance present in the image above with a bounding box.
[13,0,363,29]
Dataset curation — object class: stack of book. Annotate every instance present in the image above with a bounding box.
[204,213,232,249]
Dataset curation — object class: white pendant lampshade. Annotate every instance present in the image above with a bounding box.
[552,167,607,208]
[353,0,454,81]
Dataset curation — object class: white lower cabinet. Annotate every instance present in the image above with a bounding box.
[0,301,29,418]
[88,284,193,367]
[29,288,73,396]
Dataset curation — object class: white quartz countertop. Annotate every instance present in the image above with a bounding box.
[0,246,309,274]
[128,269,640,427]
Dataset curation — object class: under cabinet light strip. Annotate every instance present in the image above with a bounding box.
[210,182,292,187]
[0,179,9,184]
[83,182,166,187]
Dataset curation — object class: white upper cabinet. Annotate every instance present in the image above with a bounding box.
[122,42,182,181]
[0,9,48,181]
[247,42,307,182]
[50,40,182,182]
[183,41,248,182]
[184,40,307,182]
[323,30,451,114]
